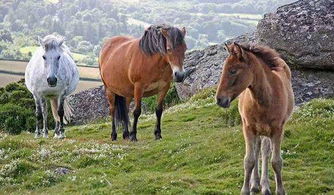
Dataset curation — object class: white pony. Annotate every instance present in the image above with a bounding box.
[25,34,79,139]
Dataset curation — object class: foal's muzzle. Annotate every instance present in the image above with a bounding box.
[173,71,185,83]
[216,96,231,108]
[47,76,57,87]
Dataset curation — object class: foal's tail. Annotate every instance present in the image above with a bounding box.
[51,98,74,124]
[114,94,129,127]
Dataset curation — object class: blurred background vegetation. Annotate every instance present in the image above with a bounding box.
[0,0,294,66]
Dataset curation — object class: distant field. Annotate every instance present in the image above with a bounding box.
[20,46,88,62]
[0,60,101,93]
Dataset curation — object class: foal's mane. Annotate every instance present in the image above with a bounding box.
[139,24,185,55]
[240,44,281,68]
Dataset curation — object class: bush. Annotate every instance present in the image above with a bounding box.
[0,79,54,134]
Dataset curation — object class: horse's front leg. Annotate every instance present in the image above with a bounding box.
[250,136,261,193]
[129,84,143,142]
[33,95,43,138]
[154,84,170,140]
[40,97,48,138]
[241,125,257,195]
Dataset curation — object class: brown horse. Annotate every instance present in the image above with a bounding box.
[99,24,187,141]
[216,43,294,195]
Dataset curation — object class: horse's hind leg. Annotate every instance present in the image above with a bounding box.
[106,90,117,141]
[50,98,60,136]
[33,95,43,138]
[154,84,170,140]
[55,96,66,139]
[129,84,143,142]
[123,97,132,139]
[271,131,285,195]
[260,137,272,195]
[250,136,261,193]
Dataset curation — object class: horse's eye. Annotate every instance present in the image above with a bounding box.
[42,55,46,60]
[167,48,172,53]
[57,56,61,60]
[229,69,237,75]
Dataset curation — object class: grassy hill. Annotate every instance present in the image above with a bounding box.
[0,88,333,194]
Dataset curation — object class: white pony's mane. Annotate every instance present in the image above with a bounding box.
[41,34,71,55]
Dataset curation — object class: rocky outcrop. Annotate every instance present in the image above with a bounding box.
[67,86,109,124]
[176,0,334,102]
[257,0,334,70]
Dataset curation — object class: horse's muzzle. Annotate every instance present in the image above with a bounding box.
[173,71,185,83]
[216,97,231,108]
[47,76,57,87]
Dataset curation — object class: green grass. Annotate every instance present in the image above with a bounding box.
[20,46,87,62]
[0,88,334,194]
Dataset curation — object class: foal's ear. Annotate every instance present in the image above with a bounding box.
[38,36,45,50]
[233,42,248,62]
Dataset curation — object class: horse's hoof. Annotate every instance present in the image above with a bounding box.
[111,133,117,141]
[123,132,129,140]
[155,134,162,140]
[34,134,41,139]
[241,188,250,195]
[43,134,48,138]
[250,186,260,193]
[130,135,138,142]
[262,189,272,195]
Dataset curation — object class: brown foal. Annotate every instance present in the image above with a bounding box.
[216,43,294,195]
[99,24,187,141]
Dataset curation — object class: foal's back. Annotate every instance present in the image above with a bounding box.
[239,52,294,131]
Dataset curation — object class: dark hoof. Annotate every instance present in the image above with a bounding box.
[111,133,117,141]
[250,186,260,193]
[130,135,138,142]
[263,189,272,195]
[123,131,129,140]
[155,134,162,140]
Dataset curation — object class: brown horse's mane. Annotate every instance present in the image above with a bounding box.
[240,44,281,68]
[139,24,185,55]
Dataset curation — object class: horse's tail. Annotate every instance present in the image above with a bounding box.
[50,98,73,125]
[114,94,129,127]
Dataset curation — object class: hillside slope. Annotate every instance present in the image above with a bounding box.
[0,88,334,194]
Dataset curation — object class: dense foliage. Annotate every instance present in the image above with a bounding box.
[0,0,294,65]
[0,79,54,134]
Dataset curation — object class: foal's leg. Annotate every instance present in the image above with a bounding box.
[129,84,143,142]
[40,97,48,138]
[260,137,272,195]
[106,90,117,141]
[154,84,170,140]
[250,136,261,193]
[241,126,257,195]
[33,95,42,138]
[271,131,285,195]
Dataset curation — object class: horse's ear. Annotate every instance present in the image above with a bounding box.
[181,27,186,37]
[161,28,169,38]
[38,36,45,50]
[58,37,65,47]
[233,42,248,62]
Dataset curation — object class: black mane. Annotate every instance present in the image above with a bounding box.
[139,24,185,55]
